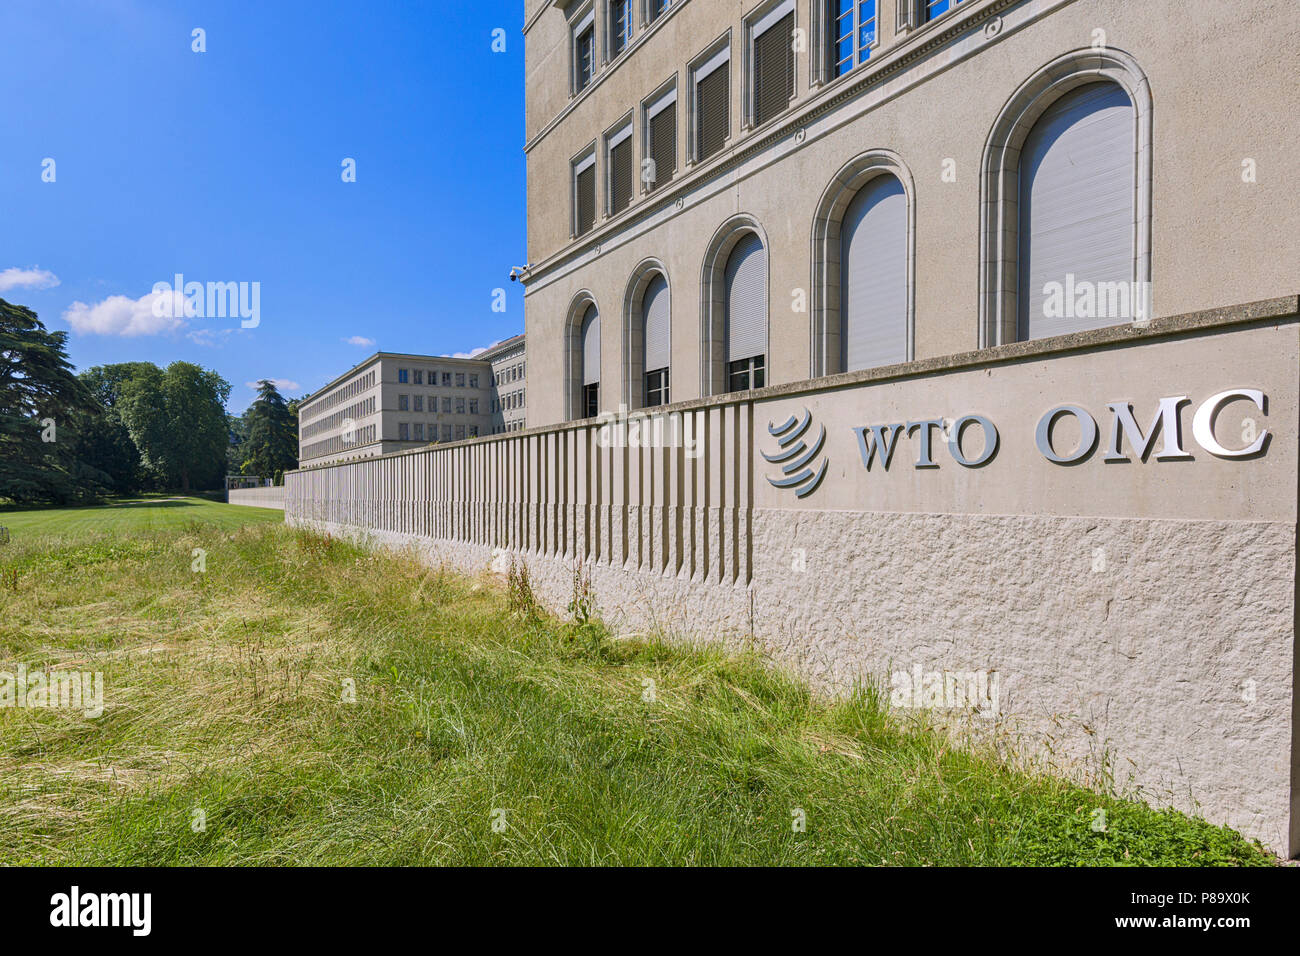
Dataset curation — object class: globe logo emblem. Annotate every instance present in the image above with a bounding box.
[762,408,828,499]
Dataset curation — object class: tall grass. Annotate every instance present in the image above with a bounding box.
[0,522,1274,866]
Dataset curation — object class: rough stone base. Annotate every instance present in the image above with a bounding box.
[289,509,1296,857]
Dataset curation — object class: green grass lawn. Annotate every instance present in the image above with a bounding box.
[0,495,283,537]
[0,518,1276,866]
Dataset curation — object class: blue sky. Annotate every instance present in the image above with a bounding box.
[0,0,526,411]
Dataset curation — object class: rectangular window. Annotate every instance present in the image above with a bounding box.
[455,424,466,440]
[573,7,596,93]
[442,397,452,413]
[454,372,464,387]
[442,425,452,442]
[646,0,671,24]
[608,0,631,59]
[924,0,966,23]
[398,422,410,440]
[398,394,409,411]
[573,149,597,236]
[398,368,409,384]
[583,383,600,418]
[456,398,466,414]
[607,121,634,214]
[469,399,479,415]
[751,1,795,128]
[413,395,424,412]
[469,425,479,438]
[413,423,424,441]
[645,85,676,190]
[727,356,766,392]
[441,372,451,386]
[469,373,479,388]
[832,0,877,77]
[693,44,730,162]
[645,367,670,407]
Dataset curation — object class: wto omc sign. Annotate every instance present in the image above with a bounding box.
[762,388,1269,501]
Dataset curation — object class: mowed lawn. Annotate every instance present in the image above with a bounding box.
[0,496,283,537]
[0,506,1277,866]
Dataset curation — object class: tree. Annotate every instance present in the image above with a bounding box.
[241,380,298,482]
[119,362,231,493]
[0,298,93,503]
[73,364,152,494]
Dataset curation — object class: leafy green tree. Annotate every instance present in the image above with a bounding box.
[119,362,231,493]
[0,298,93,503]
[241,380,298,482]
[72,363,153,494]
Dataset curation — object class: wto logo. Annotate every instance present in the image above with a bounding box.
[762,408,828,499]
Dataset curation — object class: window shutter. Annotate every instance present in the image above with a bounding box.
[649,105,676,188]
[576,164,596,235]
[1017,83,1135,340]
[696,64,729,161]
[724,233,767,363]
[753,11,794,127]
[610,137,633,213]
[642,274,671,372]
[581,305,601,385]
[841,175,908,371]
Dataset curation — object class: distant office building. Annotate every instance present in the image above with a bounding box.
[297,340,526,468]
[482,334,528,434]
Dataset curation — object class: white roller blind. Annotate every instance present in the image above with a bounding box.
[841,175,908,371]
[1018,82,1135,339]
[581,305,601,385]
[642,274,671,371]
[725,233,767,362]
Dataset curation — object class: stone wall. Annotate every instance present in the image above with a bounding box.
[285,301,1300,856]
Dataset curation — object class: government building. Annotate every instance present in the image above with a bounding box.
[297,335,527,467]
[287,0,1300,856]
[519,0,1295,421]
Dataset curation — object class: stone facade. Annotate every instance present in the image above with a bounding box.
[520,0,1300,425]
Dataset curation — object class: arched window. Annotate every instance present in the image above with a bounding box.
[623,261,671,409]
[810,150,914,377]
[642,275,671,406]
[980,49,1152,346]
[840,174,907,371]
[724,233,767,391]
[581,304,600,417]
[1018,83,1135,340]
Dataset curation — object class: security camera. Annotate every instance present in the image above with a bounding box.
[508,265,530,283]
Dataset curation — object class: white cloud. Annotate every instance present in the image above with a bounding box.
[0,267,60,293]
[246,378,301,393]
[344,335,376,347]
[63,289,186,337]
[446,347,488,359]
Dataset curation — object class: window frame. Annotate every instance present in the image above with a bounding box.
[644,367,670,407]
[570,3,598,96]
[687,33,732,166]
[822,0,879,84]
[641,78,678,194]
[605,0,633,62]
[571,143,598,237]
[743,0,798,131]
[603,113,635,217]
[727,356,766,392]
